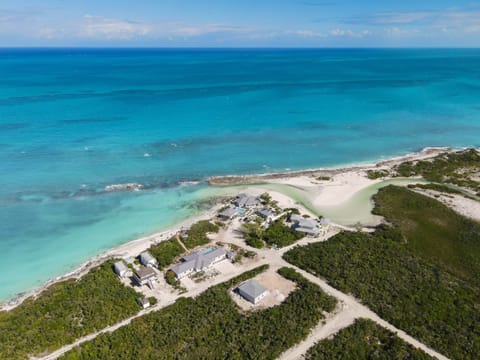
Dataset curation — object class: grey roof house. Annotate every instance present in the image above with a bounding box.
[171,248,227,279]
[133,267,156,286]
[237,279,269,304]
[234,193,259,208]
[290,214,320,235]
[136,297,150,309]
[113,261,129,278]
[256,208,276,220]
[139,251,158,268]
[219,207,237,220]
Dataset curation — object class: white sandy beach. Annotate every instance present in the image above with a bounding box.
[2,146,477,312]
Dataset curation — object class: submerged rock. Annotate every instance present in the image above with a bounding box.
[105,183,144,192]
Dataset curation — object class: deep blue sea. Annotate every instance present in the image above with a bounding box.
[1,48,480,301]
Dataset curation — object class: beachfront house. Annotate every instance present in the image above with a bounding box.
[133,267,157,287]
[171,248,227,279]
[237,279,269,304]
[319,218,331,227]
[219,207,237,220]
[136,297,151,309]
[113,260,130,278]
[234,193,260,208]
[139,251,158,268]
[290,214,320,235]
[256,208,276,222]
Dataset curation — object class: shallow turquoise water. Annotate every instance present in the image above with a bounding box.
[1,48,480,301]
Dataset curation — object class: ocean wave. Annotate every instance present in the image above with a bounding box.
[105,183,144,192]
[58,116,127,125]
[177,180,201,187]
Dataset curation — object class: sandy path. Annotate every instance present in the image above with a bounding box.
[34,224,449,360]
[31,182,455,360]
[32,258,264,360]
[277,302,356,360]
[3,205,223,312]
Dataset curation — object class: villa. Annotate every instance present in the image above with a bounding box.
[139,251,158,268]
[319,218,331,227]
[171,248,227,279]
[219,207,237,220]
[136,297,151,309]
[256,208,276,222]
[234,193,260,208]
[113,261,129,278]
[290,214,320,235]
[133,267,157,286]
[237,279,269,304]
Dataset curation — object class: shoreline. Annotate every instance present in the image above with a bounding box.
[207,146,454,186]
[0,202,225,312]
[0,146,463,311]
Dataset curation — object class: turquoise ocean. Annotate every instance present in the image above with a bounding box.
[1,48,480,301]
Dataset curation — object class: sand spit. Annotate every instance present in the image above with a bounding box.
[1,146,472,312]
[208,147,452,186]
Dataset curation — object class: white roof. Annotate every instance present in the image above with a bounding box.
[172,248,226,276]
[219,207,237,217]
[291,214,317,229]
[257,208,275,218]
[235,193,259,207]
[238,279,268,299]
[114,261,128,273]
[140,251,156,264]
[319,218,331,225]
[296,227,319,235]
[290,214,304,222]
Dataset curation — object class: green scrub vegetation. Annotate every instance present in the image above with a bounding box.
[373,185,480,284]
[394,148,480,194]
[284,187,480,360]
[60,266,337,360]
[0,261,141,360]
[242,218,304,248]
[182,220,220,249]
[305,319,433,360]
[148,237,185,269]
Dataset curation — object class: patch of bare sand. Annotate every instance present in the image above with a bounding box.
[415,189,480,222]
[230,268,296,311]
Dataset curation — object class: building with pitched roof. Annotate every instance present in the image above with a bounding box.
[234,193,259,208]
[139,251,158,268]
[219,207,237,220]
[133,267,156,286]
[290,214,320,235]
[237,279,269,304]
[113,260,129,278]
[170,248,227,279]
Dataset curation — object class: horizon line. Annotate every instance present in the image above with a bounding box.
[1,46,480,50]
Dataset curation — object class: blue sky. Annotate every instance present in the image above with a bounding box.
[1,0,480,47]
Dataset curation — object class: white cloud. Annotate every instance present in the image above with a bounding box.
[384,27,420,37]
[361,12,433,25]
[171,24,247,37]
[330,28,371,38]
[285,29,325,38]
[464,25,480,33]
[80,15,153,40]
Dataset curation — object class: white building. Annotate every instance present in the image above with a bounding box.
[171,248,227,279]
[139,251,158,268]
[237,279,269,304]
[136,297,151,309]
[234,193,260,208]
[219,207,237,220]
[133,267,157,286]
[290,214,320,235]
[256,208,276,222]
[113,261,129,278]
